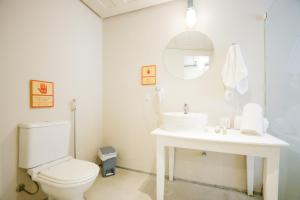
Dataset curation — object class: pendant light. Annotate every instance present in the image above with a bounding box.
[186,0,197,28]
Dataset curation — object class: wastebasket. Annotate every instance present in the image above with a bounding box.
[98,146,117,177]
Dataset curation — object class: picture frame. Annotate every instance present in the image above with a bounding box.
[30,80,54,108]
[141,65,156,85]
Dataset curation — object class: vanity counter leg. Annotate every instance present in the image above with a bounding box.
[169,147,175,181]
[263,150,280,200]
[157,139,165,200]
[246,156,254,196]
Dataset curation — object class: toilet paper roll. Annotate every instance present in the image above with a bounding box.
[220,117,231,129]
[234,116,242,130]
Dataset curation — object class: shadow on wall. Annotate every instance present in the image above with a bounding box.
[271,36,300,154]
[0,139,2,199]
[3,124,66,200]
[1,127,19,200]
[270,37,300,199]
[266,0,300,199]
[16,127,47,200]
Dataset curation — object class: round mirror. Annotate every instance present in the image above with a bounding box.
[162,31,214,80]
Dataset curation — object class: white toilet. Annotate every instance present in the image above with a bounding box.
[18,121,99,200]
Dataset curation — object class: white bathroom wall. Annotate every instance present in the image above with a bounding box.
[0,1,103,199]
[103,0,272,192]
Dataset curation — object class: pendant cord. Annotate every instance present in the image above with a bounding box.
[264,12,268,116]
[187,0,193,8]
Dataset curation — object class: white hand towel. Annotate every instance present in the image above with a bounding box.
[222,44,249,96]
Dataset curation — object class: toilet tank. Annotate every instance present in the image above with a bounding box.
[19,121,71,169]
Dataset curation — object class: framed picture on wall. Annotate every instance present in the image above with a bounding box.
[30,80,54,108]
[141,65,156,85]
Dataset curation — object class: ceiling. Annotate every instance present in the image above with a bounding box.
[81,0,175,18]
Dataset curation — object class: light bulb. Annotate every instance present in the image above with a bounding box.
[186,7,197,28]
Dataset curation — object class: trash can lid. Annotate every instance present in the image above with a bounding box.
[100,146,115,155]
[99,146,117,161]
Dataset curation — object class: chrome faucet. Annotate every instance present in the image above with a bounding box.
[184,103,189,114]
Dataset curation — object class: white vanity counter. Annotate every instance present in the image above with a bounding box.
[152,127,288,200]
[152,127,288,147]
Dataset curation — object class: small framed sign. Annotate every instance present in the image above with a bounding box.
[141,65,156,85]
[30,80,54,108]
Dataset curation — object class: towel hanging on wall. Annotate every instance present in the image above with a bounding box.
[222,44,248,99]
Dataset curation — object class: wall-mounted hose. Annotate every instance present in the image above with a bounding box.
[71,99,77,159]
[16,178,39,195]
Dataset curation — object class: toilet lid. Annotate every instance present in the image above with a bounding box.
[38,158,99,184]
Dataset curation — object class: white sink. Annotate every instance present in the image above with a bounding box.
[161,112,208,132]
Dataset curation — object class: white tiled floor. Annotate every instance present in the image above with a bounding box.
[85,168,262,200]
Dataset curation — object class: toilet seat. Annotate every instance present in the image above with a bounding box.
[30,157,99,187]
